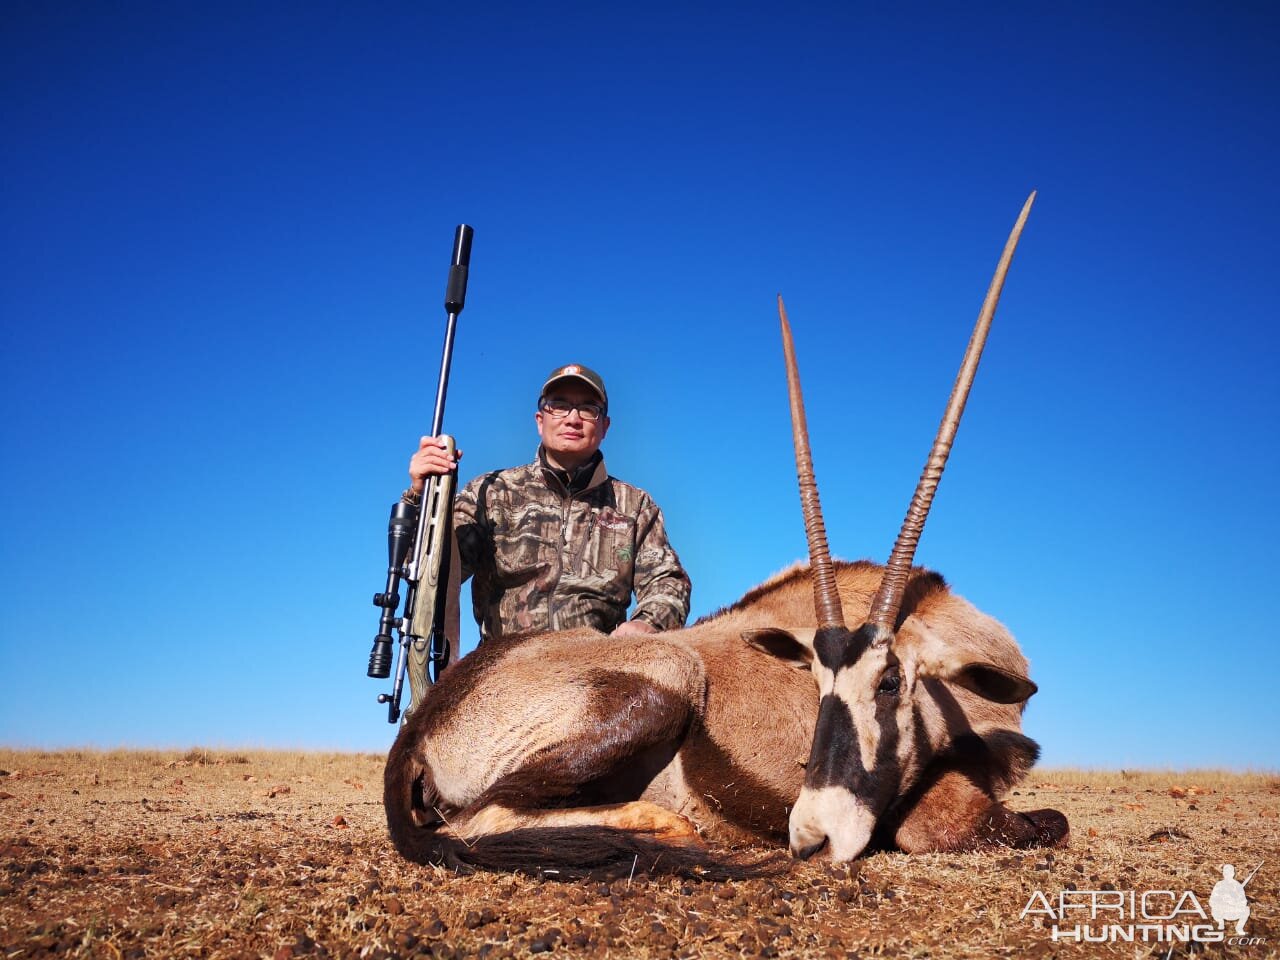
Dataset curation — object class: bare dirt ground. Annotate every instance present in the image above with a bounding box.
[1,750,1277,959]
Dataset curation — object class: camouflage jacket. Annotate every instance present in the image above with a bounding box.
[453,450,691,640]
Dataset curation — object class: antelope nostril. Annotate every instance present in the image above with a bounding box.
[792,836,828,861]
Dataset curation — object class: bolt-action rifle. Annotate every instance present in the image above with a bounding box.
[366,224,473,723]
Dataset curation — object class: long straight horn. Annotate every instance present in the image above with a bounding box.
[779,295,845,630]
[867,191,1037,631]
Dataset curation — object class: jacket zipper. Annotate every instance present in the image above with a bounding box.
[542,460,606,631]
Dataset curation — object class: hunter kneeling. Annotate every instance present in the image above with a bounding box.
[406,363,691,643]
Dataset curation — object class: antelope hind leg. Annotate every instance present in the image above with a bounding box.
[456,800,703,847]
[891,766,1069,852]
[446,660,705,846]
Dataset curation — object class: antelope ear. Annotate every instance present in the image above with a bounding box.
[945,662,1038,704]
[742,627,816,670]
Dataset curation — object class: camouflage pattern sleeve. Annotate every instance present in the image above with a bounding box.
[628,494,692,631]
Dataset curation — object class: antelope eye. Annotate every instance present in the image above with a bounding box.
[877,670,901,695]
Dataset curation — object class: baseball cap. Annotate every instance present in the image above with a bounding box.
[540,363,608,410]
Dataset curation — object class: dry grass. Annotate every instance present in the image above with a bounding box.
[2,749,1277,959]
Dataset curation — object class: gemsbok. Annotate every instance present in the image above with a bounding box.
[384,193,1068,876]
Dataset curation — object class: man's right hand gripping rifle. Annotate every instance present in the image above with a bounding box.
[408,436,463,495]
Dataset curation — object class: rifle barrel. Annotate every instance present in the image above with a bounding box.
[430,224,472,437]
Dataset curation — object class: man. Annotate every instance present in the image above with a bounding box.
[406,363,691,642]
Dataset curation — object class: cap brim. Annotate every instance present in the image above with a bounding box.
[541,374,606,405]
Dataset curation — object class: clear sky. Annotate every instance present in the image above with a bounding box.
[2,2,1276,769]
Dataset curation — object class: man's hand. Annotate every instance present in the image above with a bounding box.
[408,435,463,494]
[611,619,657,638]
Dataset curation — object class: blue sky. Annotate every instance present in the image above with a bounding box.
[2,2,1276,769]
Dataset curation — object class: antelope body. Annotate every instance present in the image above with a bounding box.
[384,194,1068,875]
[386,560,1065,875]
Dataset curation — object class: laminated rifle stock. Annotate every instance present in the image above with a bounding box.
[405,435,456,705]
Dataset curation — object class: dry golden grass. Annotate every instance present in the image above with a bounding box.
[1,749,1277,959]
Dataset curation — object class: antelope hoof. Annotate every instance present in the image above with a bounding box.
[625,803,704,847]
[1024,808,1070,847]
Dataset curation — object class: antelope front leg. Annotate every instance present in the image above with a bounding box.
[891,766,1069,852]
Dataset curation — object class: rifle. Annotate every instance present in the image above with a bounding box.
[367,224,473,723]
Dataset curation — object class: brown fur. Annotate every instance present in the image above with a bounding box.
[384,560,1066,876]
[885,736,1066,853]
[698,560,946,632]
[679,716,797,840]
[458,671,693,816]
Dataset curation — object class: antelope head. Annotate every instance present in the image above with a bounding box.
[761,194,1038,862]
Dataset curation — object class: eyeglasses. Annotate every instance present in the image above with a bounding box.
[540,398,605,421]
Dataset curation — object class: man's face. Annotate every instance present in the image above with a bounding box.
[535,380,610,469]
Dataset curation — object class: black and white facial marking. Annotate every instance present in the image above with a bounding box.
[789,621,921,862]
